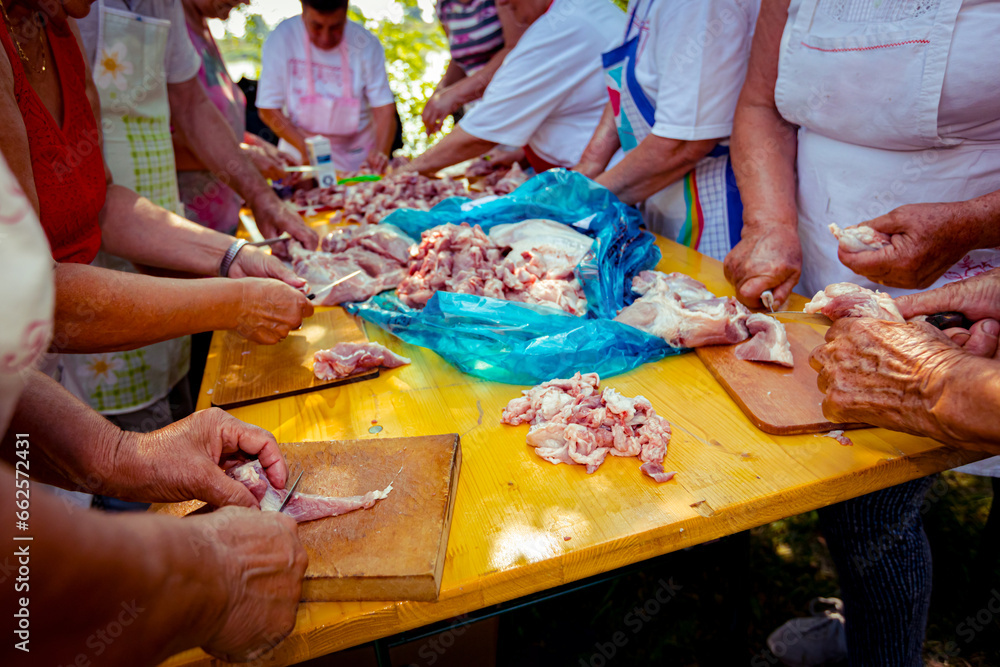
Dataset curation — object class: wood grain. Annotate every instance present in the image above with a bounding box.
[210,309,379,409]
[153,435,461,602]
[159,230,987,667]
[695,322,868,435]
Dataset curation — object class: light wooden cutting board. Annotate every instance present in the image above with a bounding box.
[151,435,462,602]
[695,322,867,435]
[210,309,379,409]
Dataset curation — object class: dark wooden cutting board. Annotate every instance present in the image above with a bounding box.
[210,308,379,409]
[151,435,462,602]
[695,322,867,435]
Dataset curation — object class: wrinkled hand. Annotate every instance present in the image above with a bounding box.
[234,278,314,344]
[249,197,319,254]
[838,201,983,289]
[365,149,389,174]
[192,507,307,662]
[895,267,1000,323]
[229,244,305,289]
[723,224,802,309]
[809,318,996,442]
[243,143,292,181]
[112,408,288,506]
[422,87,458,136]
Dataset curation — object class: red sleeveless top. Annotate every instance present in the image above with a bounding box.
[1,19,106,264]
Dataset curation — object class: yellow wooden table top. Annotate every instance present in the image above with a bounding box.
[162,235,984,667]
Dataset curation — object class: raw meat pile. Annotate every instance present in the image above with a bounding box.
[614,271,794,367]
[288,165,527,224]
[468,162,530,195]
[397,221,590,315]
[289,223,416,305]
[501,372,676,483]
[313,342,411,381]
[804,282,904,322]
[828,223,891,252]
[227,459,391,523]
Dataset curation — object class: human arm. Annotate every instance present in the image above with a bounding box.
[406,125,497,175]
[596,135,717,205]
[2,371,288,504]
[168,77,318,249]
[722,0,801,309]
[422,3,527,134]
[836,191,1000,289]
[364,103,398,172]
[573,102,620,178]
[809,317,1000,454]
[53,264,314,352]
[0,467,306,665]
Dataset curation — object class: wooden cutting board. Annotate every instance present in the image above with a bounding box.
[150,434,462,602]
[210,309,379,409]
[695,322,867,435]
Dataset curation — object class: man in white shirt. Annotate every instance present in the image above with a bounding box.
[407,0,625,175]
[257,0,397,172]
[574,0,760,261]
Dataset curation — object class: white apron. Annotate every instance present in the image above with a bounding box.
[61,0,190,416]
[601,0,743,262]
[775,0,1000,475]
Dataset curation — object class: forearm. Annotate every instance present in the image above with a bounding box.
[259,108,308,159]
[437,59,467,91]
[53,263,239,352]
[100,184,235,275]
[930,357,1000,449]
[596,135,716,205]
[576,102,620,175]
[0,471,224,666]
[371,104,397,156]
[731,101,798,229]
[409,126,496,175]
[169,80,274,208]
[964,189,1000,248]
[444,46,512,107]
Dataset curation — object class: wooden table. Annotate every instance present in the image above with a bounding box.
[162,237,984,667]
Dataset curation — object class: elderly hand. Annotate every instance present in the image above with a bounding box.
[243,142,292,181]
[365,149,390,174]
[233,278,314,345]
[229,244,305,289]
[896,267,1000,322]
[190,506,307,662]
[249,197,319,255]
[108,408,288,507]
[809,318,1000,449]
[422,87,458,136]
[724,223,802,309]
[837,201,984,289]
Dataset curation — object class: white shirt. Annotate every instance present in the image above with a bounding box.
[459,0,625,167]
[258,17,395,168]
[77,0,201,84]
[628,0,760,141]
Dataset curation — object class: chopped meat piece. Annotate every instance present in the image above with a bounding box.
[804,282,904,322]
[489,219,594,268]
[615,290,750,348]
[502,374,674,482]
[630,270,715,304]
[828,223,891,253]
[313,342,410,380]
[734,314,794,367]
[321,223,415,264]
[490,162,529,194]
[817,430,854,446]
[639,462,677,483]
[227,459,391,523]
[289,243,405,305]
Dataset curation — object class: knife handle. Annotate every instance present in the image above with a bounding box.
[926,311,974,330]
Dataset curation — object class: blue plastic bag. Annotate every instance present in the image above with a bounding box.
[344,170,684,384]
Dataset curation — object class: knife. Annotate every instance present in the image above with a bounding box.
[307,269,364,302]
[770,311,833,326]
[276,469,304,514]
[769,310,972,330]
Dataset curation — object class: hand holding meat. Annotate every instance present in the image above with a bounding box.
[837,201,986,289]
[193,507,307,662]
[104,408,289,507]
[234,278,314,344]
[809,318,1000,453]
[723,223,802,309]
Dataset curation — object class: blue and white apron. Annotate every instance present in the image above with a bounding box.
[601,0,743,261]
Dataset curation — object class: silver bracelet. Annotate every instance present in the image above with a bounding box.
[219,239,248,277]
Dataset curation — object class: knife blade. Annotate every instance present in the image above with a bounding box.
[769,311,833,326]
[307,269,364,302]
[276,469,304,514]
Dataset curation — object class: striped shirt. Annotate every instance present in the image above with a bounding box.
[437,0,505,74]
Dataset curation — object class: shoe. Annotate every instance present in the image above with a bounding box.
[766,597,847,666]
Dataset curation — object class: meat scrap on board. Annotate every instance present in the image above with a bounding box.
[501,372,676,483]
[734,314,794,368]
[227,459,392,523]
[804,282,904,322]
[313,342,411,381]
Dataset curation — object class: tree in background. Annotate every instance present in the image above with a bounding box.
[217,1,448,156]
